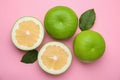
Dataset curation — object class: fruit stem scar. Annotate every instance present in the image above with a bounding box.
[49,55,58,61]
[26,30,30,35]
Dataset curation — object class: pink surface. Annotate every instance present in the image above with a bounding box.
[0,0,120,80]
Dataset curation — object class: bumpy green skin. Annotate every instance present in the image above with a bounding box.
[44,6,78,40]
[73,30,106,63]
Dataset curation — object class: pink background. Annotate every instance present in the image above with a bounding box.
[0,0,120,80]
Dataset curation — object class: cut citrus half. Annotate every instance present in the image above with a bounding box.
[38,42,72,75]
[11,16,44,50]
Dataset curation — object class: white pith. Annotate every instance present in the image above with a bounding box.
[38,42,72,75]
[11,16,44,50]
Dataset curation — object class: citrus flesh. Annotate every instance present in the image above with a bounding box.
[11,16,44,50]
[73,30,105,63]
[38,42,72,75]
[44,6,78,39]
[16,20,40,47]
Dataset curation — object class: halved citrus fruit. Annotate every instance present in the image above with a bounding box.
[38,42,72,75]
[11,16,44,50]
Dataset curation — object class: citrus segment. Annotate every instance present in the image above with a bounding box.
[11,16,44,50]
[38,42,72,75]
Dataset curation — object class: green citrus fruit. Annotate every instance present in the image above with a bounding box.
[73,30,106,63]
[44,6,78,40]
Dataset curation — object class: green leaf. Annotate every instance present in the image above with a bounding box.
[79,9,96,31]
[21,50,38,64]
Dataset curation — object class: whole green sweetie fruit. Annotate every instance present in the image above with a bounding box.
[44,6,78,40]
[73,30,106,63]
